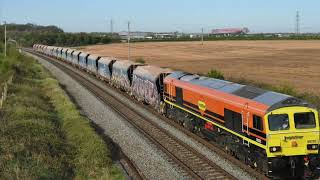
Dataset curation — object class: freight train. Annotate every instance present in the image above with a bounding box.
[32,44,320,179]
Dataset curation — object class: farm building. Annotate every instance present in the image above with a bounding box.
[211,28,249,36]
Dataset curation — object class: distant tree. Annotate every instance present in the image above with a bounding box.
[101,35,112,44]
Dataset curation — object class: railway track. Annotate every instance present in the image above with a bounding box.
[27,50,235,180]
[88,116,146,180]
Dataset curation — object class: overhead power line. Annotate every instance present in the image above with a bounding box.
[296,11,300,34]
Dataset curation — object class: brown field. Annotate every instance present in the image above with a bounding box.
[80,41,320,94]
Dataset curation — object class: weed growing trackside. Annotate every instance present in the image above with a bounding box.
[0,47,123,179]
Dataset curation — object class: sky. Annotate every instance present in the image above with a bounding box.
[0,0,319,33]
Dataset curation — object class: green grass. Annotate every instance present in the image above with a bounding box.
[0,45,123,179]
[0,78,73,179]
[42,78,123,179]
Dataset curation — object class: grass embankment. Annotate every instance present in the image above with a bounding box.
[207,69,320,110]
[0,47,123,179]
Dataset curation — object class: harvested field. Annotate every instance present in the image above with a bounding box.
[80,40,320,94]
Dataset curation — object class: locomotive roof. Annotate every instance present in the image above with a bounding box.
[168,71,314,111]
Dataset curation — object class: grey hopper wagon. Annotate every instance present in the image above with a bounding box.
[132,65,172,111]
[87,54,101,74]
[111,60,143,92]
[56,47,64,59]
[79,52,90,69]
[66,49,76,63]
[71,51,82,66]
[97,57,117,81]
[61,48,69,61]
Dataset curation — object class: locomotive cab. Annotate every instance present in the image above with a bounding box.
[265,106,320,178]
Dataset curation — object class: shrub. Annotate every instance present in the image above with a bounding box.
[275,84,298,97]
[207,69,225,80]
[135,57,145,64]
[0,43,3,53]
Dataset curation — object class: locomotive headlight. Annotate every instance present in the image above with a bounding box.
[269,146,281,152]
[307,144,319,150]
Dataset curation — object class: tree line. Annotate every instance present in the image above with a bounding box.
[0,23,119,47]
[21,32,119,47]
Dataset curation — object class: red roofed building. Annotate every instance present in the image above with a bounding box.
[211,28,249,36]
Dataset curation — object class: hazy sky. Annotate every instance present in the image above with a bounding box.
[1,0,319,33]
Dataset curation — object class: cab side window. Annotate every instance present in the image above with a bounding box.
[253,115,263,131]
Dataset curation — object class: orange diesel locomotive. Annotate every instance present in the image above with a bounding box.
[163,72,319,178]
